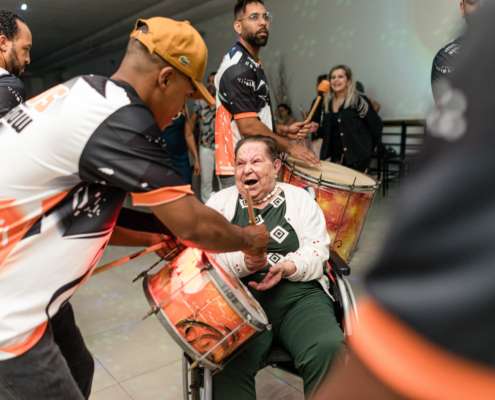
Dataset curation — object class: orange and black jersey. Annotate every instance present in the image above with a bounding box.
[0,75,191,360]
[0,67,26,118]
[214,42,275,176]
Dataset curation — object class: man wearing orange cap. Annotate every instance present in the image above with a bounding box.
[0,17,269,399]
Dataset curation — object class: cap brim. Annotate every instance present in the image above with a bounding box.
[191,80,216,106]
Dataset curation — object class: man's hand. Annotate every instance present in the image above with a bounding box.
[248,261,297,291]
[287,142,322,168]
[149,233,186,260]
[286,120,311,141]
[239,225,270,257]
[245,254,268,273]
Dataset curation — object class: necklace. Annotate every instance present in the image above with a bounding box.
[252,185,279,205]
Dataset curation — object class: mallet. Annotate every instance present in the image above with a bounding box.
[307,79,331,122]
[297,79,331,142]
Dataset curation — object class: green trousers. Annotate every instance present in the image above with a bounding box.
[213,279,346,400]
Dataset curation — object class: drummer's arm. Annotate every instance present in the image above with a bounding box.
[149,194,268,256]
[109,226,162,247]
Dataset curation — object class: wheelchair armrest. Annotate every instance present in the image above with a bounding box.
[328,250,350,276]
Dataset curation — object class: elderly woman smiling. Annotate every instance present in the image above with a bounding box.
[206,135,346,400]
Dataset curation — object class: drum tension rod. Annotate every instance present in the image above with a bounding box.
[288,161,296,184]
[332,177,356,251]
[187,316,251,372]
[315,174,323,199]
[142,266,208,321]
[132,246,179,282]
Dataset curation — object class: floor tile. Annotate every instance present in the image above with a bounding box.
[91,357,118,394]
[90,384,133,400]
[72,285,149,337]
[279,390,305,400]
[256,369,299,400]
[85,318,182,383]
[120,360,183,400]
[264,366,303,391]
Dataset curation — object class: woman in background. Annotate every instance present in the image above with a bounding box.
[162,104,201,184]
[312,65,382,172]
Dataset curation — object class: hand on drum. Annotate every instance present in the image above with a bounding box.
[248,261,297,291]
[237,224,270,257]
[245,254,268,273]
[287,141,322,168]
[150,233,186,260]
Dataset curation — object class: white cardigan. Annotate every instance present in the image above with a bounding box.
[206,183,331,296]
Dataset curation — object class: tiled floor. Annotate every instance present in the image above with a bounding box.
[75,184,401,400]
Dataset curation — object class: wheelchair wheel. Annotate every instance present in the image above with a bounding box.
[190,366,202,400]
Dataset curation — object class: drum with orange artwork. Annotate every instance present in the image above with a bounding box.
[143,247,268,370]
[281,157,379,262]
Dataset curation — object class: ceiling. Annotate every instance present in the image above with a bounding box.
[2,0,233,74]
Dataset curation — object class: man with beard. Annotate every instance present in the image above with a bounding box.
[0,10,31,117]
[214,0,321,189]
[431,0,484,105]
[190,71,219,202]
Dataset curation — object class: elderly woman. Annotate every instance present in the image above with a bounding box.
[206,135,345,400]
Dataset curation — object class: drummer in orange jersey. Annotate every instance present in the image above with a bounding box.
[0,18,269,400]
[206,135,345,400]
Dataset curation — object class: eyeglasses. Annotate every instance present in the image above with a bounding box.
[237,12,273,23]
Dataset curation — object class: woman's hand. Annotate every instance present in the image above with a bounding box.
[193,159,201,178]
[245,254,268,273]
[248,261,297,291]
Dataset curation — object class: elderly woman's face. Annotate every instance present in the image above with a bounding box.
[235,142,281,202]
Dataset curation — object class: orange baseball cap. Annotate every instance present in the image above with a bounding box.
[130,17,215,106]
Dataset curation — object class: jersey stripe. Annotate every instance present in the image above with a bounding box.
[131,185,194,207]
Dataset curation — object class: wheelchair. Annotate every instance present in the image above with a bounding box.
[181,249,359,400]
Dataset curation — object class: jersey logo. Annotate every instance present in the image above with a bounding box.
[27,85,68,113]
[179,56,190,67]
[2,107,33,133]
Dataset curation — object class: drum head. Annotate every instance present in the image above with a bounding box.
[205,252,268,327]
[285,157,376,187]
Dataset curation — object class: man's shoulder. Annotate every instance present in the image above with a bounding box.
[435,36,463,61]
[0,72,26,90]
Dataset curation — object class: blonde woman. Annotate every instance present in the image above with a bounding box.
[311,65,382,172]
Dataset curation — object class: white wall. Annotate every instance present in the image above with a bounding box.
[31,0,465,120]
[194,0,465,120]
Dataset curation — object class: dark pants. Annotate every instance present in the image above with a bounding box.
[0,303,94,399]
[213,283,345,399]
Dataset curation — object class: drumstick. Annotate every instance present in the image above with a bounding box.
[92,243,164,276]
[244,186,257,226]
[298,80,331,142]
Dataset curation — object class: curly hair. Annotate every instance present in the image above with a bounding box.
[234,0,264,19]
[0,10,25,41]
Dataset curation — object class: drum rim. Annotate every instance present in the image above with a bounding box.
[143,275,221,370]
[282,160,379,191]
[206,253,268,331]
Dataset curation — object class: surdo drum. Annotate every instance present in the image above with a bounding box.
[281,157,379,262]
[143,247,268,370]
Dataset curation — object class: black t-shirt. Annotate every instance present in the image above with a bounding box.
[367,10,495,368]
[431,36,463,104]
[0,68,26,118]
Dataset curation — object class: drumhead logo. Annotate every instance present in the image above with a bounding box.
[179,56,190,67]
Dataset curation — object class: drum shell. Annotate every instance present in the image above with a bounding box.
[281,162,377,262]
[143,248,267,370]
